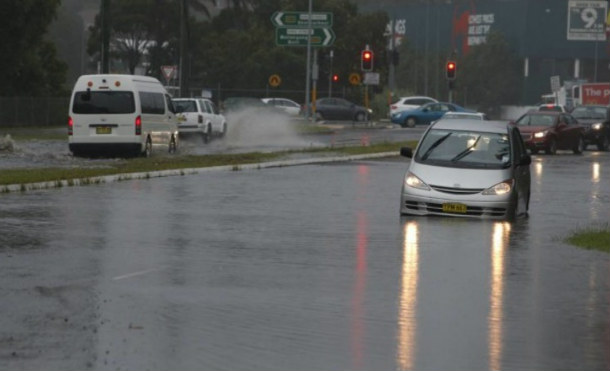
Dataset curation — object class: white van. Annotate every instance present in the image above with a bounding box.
[68,74,179,157]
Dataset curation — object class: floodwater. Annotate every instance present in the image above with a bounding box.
[0,115,421,170]
[0,150,609,371]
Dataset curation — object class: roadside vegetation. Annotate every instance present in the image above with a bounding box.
[566,227,610,253]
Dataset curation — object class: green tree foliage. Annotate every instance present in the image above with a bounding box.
[0,0,67,96]
[87,0,181,77]
[86,0,387,102]
[458,31,522,114]
[191,0,388,102]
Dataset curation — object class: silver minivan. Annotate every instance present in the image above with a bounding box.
[400,119,531,220]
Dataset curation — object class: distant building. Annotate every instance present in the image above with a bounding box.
[360,0,610,104]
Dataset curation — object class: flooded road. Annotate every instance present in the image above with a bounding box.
[0,123,423,169]
[1,151,609,371]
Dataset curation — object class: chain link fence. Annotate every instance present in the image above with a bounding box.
[0,97,70,128]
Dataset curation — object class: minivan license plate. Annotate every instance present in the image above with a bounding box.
[442,203,467,213]
[96,126,112,134]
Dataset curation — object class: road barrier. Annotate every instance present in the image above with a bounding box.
[0,97,70,127]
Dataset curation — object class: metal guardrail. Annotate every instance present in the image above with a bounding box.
[0,97,70,127]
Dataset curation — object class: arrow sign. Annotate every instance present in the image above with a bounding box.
[271,11,333,28]
[275,27,335,47]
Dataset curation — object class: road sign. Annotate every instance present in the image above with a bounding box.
[161,65,177,82]
[550,75,561,93]
[271,11,333,28]
[275,27,335,47]
[349,73,361,86]
[363,72,380,85]
[268,74,281,87]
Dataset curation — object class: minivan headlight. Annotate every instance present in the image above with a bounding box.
[533,131,547,138]
[482,180,513,195]
[404,172,430,190]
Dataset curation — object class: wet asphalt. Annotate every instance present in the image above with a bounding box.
[0,146,609,371]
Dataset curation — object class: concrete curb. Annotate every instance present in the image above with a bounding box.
[0,151,399,193]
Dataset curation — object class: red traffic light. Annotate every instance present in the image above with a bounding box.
[361,50,374,71]
[446,61,456,80]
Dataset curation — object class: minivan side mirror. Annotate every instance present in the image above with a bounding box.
[400,147,413,158]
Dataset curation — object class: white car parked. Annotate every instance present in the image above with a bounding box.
[390,96,438,116]
[172,98,227,143]
[261,97,302,116]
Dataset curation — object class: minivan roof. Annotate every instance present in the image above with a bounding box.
[431,119,509,133]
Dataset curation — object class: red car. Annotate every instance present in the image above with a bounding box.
[513,111,585,154]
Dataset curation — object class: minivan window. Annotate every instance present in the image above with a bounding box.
[72,91,135,114]
[416,129,511,168]
[140,92,165,114]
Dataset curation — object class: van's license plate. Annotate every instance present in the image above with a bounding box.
[442,203,467,213]
[96,126,112,134]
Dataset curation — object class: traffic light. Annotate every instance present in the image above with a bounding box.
[332,74,339,82]
[446,61,456,80]
[361,49,374,71]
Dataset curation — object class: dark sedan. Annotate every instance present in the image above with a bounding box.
[569,105,610,151]
[312,98,371,122]
[513,111,585,155]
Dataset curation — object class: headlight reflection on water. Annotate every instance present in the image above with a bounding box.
[397,221,419,371]
[489,222,510,371]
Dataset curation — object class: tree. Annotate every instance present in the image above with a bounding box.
[0,0,68,96]
[87,0,180,76]
[190,0,388,102]
[458,31,522,115]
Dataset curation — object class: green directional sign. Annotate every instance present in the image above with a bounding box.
[275,27,336,47]
[271,11,333,28]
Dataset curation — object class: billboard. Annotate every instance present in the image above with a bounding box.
[567,0,608,41]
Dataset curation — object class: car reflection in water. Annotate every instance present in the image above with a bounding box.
[397,220,511,371]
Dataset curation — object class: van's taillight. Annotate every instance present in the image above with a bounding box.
[68,116,73,136]
[135,115,142,135]
[198,115,203,124]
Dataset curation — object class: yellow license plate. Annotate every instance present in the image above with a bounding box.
[442,203,467,213]
[96,126,112,134]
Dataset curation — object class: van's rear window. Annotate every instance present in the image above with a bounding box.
[72,91,135,114]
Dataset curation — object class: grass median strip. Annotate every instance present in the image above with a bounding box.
[565,227,610,253]
[0,141,415,188]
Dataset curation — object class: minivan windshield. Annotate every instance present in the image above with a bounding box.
[72,91,135,114]
[416,129,511,168]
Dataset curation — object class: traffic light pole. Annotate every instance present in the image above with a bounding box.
[328,50,334,98]
[304,0,313,122]
[448,83,453,103]
[312,49,318,115]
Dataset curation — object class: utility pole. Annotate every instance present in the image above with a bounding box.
[388,19,396,108]
[101,0,110,73]
[179,0,188,97]
[304,0,313,121]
